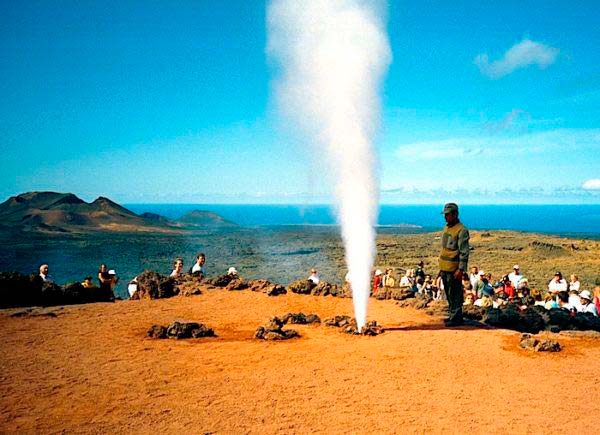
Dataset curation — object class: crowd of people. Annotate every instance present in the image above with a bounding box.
[370,262,600,316]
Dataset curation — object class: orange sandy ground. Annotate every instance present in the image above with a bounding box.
[1,290,600,434]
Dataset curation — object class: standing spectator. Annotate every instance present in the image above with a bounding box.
[578,290,598,316]
[98,264,115,296]
[438,203,470,326]
[594,287,600,315]
[170,258,185,278]
[39,264,53,283]
[308,268,320,285]
[382,269,395,288]
[415,261,426,281]
[508,265,524,288]
[568,274,580,292]
[373,269,383,296]
[469,266,480,290]
[191,253,206,278]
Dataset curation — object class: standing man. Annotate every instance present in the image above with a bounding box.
[439,203,470,326]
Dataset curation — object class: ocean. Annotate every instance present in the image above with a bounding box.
[126,204,600,237]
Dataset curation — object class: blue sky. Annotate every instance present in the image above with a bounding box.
[1,0,599,204]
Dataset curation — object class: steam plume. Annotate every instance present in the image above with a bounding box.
[267,0,391,329]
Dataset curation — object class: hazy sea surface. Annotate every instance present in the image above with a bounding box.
[126,204,600,237]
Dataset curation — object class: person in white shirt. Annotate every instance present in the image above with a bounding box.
[548,271,568,294]
[191,253,206,275]
[308,268,320,284]
[569,274,580,292]
[400,269,413,288]
[568,289,583,312]
[469,266,480,289]
[170,258,184,278]
[39,264,53,283]
[508,265,524,288]
[579,290,598,316]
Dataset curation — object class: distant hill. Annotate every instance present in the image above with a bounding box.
[0,192,235,233]
[176,210,237,228]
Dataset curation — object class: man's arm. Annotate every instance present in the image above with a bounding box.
[457,228,470,271]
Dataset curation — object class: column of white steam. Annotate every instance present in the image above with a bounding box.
[267,0,391,330]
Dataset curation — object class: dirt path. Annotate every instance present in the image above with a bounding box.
[1,290,599,434]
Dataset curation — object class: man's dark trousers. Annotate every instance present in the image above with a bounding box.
[441,271,463,323]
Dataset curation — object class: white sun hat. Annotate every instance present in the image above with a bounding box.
[227,267,238,275]
[579,290,592,301]
[375,269,383,276]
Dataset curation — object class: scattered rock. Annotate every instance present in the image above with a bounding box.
[225,278,248,291]
[280,312,321,324]
[131,270,175,300]
[204,274,237,288]
[324,316,383,335]
[247,279,286,296]
[255,316,299,340]
[148,321,216,339]
[519,334,561,352]
[559,330,600,339]
[173,275,204,297]
[147,324,168,339]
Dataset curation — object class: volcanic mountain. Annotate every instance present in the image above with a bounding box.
[0,192,233,233]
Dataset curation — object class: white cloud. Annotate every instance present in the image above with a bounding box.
[475,38,559,79]
[582,179,600,190]
[394,129,600,161]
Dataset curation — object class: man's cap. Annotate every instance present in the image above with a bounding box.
[513,265,519,270]
[441,203,459,214]
[579,290,592,301]
[375,269,383,276]
[555,271,562,276]
[478,270,485,276]
[108,269,116,275]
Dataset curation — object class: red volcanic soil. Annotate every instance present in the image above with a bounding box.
[1,290,599,433]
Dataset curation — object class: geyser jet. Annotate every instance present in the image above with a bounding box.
[267,0,391,330]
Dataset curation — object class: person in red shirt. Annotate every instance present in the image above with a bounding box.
[372,269,383,296]
[501,275,516,300]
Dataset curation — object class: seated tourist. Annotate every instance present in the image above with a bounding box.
[463,293,475,306]
[578,290,598,316]
[557,291,575,313]
[39,264,53,283]
[568,289,583,312]
[82,276,94,288]
[191,253,206,277]
[382,269,396,288]
[399,269,413,288]
[308,268,320,284]
[170,258,185,278]
[595,287,600,315]
[532,290,545,307]
[227,267,238,276]
[569,274,580,292]
[544,293,559,310]
[415,276,425,294]
[501,275,516,299]
[462,274,473,292]
[469,266,480,289]
[548,271,568,294]
[494,292,508,308]
[415,261,426,280]
[128,276,138,298]
[508,265,524,288]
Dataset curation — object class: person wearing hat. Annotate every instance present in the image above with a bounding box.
[578,290,598,316]
[548,271,567,294]
[439,202,470,326]
[227,267,238,276]
[308,268,320,285]
[372,269,383,296]
[508,265,524,288]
